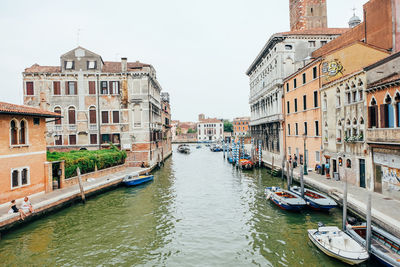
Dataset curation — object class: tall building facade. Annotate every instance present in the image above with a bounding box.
[161,92,172,160]
[23,46,166,167]
[247,29,347,168]
[289,0,327,31]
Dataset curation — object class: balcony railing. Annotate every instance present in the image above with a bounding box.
[69,125,77,131]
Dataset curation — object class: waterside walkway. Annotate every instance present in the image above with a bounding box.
[289,167,400,239]
[0,166,150,235]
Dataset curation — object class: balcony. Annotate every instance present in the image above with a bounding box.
[367,128,400,144]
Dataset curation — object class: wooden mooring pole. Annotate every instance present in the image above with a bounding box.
[366,192,372,253]
[77,167,86,203]
[300,165,304,198]
[342,175,348,231]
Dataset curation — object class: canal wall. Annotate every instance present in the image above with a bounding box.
[288,168,400,239]
[0,166,153,237]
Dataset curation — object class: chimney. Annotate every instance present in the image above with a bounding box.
[121,57,127,72]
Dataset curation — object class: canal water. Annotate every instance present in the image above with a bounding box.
[0,145,371,266]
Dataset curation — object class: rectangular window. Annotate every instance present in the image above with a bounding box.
[320,41,327,46]
[11,168,29,189]
[308,41,316,47]
[90,134,97,144]
[286,83,289,92]
[315,151,320,162]
[26,82,34,95]
[89,81,96,95]
[53,81,61,95]
[368,106,378,128]
[303,95,307,110]
[304,122,308,135]
[112,133,120,144]
[101,81,108,94]
[109,81,120,95]
[33,118,40,125]
[313,91,318,107]
[55,135,62,145]
[87,61,97,70]
[287,101,290,114]
[89,109,97,124]
[294,78,297,88]
[295,123,298,135]
[313,67,317,79]
[65,61,74,70]
[12,170,19,188]
[112,111,120,123]
[101,111,109,124]
[21,169,28,185]
[69,135,76,145]
[315,121,319,136]
[101,134,111,144]
[294,98,298,112]
[288,124,291,135]
[302,73,306,84]
[66,81,77,95]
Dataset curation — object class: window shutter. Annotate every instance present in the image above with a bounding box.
[368,106,373,128]
[102,111,109,123]
[117,81,120,94]
[74,81,78,95]
[374,106,379,128]
[90,134,97,144]
[113,111,119,123]
[69,109,76,124]
[380,104,386,128]
[26,82,34,95]
[53,81,60,95]
[89,109,97,124]
[109,81,113,95]
[89,81,95,94]
[65,82,69,95]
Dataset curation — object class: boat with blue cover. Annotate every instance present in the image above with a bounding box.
[264,186,306,211]
[123,173,154,186]
[290,186,337,211]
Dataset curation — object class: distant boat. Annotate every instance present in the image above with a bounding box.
[290,186,337,211]
[177,144,190,154]
[123,173,154,186]
[308,223,369,265]
[196,145,201,149]
[264,186,306,211]
[347,223,400,266]
[227,156,235,164]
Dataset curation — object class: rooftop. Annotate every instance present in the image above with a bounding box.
[0,102,62,118]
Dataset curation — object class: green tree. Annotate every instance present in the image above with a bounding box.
[224,120,233,132]
[187,128,196,134]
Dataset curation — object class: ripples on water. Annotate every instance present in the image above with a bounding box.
[0,145,372,266]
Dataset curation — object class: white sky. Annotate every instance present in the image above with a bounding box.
[0,0,368,121]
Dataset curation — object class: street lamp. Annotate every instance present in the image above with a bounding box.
[303,133,308,175]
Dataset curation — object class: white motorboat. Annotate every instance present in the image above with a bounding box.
[308,224,369,265]
[264,186,306,211]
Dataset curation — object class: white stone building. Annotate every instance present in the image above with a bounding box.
[23,46,165,167]
[197,118,223,142]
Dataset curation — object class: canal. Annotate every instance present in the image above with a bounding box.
[0,145,368,266]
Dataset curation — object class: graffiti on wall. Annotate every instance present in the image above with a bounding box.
[322,59,344,80]
[381,166,400,192]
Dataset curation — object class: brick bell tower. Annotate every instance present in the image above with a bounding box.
[289,0,327,31]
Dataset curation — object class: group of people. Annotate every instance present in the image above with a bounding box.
[7,197,34,220]
[288,155,298,168]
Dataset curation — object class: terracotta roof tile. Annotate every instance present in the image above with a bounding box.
[24,64,61,73]
[368,72,400,88]
[199,118,222,123]
[0,102,61,118]
[279,28,350,36]
[102,61,151,73]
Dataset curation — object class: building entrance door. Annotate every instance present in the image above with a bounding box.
[332,159,337,173]
[374,165,383,193]
[359,159,366,188]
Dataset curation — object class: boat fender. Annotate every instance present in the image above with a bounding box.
[306,202,310,205]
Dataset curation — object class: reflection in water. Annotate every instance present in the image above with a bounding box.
[0,145,371,266]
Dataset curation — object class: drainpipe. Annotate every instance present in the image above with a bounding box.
[97,73,101,150]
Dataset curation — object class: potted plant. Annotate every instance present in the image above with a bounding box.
[336,137,341,142]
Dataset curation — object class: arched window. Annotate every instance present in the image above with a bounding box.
[54,107,61,125]
[19,120,26,145]
[395,92,400,127]
[346,159,352,168]
[12,170,19,187]
[383,94,394,128]
[10,120,18,145]
[89,106,97,124]
[359,117,364,125]
[68,107,76,125]
[368,97,378,128]
[336,88,341,107]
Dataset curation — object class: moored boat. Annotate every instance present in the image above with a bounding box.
[347,223,400,266]
[239,159,254,170]
[177,144,190,154]
[264,186,306,211]
[123,173,154,186]
[290,186,337,211]
[308,224,369,265]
